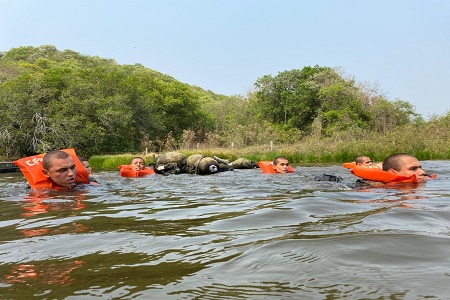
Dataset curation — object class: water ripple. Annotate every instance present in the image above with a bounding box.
[0,161,449,299]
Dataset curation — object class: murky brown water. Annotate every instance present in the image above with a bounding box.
[0,161,450,299]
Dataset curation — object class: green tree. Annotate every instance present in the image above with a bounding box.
[316,74,371,135]
[254,66,331,130]
[368,97,419,134]
[0,45,217,156]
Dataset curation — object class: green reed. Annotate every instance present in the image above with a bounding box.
[89,153,156,170]
[89,122,450,170]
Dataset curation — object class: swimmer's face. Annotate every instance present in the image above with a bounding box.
[42,157,77,187]
[393,156,427,181]
[273,158,290,173]
[131,158,145,171]
[82,160,92,174]
[356,156,372,166]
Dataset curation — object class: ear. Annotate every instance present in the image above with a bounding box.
[42,169,50,178]
[387,168,398,175]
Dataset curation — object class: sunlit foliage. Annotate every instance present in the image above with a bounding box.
[1,45,445,160]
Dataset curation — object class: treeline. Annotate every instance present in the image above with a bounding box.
[0,45,449,159]
[0,45,214,157]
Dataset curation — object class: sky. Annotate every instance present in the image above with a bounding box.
[1,0,449,119]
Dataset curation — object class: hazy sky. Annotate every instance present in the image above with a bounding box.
[1,0,449,118]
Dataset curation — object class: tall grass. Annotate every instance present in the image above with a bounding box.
[88,122,450,170]
[89,153,156,171]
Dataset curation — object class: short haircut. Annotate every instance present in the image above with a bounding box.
[130,157,145,164]
[78,156,88,163]
[382,153,414,172]
[355,156,370,164]
[43,150,70,170]
[273,156,288,165]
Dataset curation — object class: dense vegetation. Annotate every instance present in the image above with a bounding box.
[1,45,449,162]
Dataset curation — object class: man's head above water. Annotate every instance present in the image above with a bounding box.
[272,156,290,173]
[42,150,77,187]
[382,153,426,180]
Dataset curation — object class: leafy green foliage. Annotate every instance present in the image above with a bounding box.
[253,66,418,138]
[0,46,211,157]
[254,66,330,130]
[0,45,435,160]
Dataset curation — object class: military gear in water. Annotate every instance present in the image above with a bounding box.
[213,156,258,170]
[186,154,220,175]
[152,152,258,175]
[153,152,187,175]
[213,156,233,172]
[230,158,258,169]
[314,173,343,183]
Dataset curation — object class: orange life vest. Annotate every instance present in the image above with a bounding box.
[350,165,436,183]
[257,160,294,174]
[13,148,89,189]
[342,162,382,169]
[119,165,155,177]
[342,162,357,169]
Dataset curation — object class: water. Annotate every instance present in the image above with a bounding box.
[0,161,450,299]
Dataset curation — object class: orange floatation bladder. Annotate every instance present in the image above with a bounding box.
[118,165,155,177]
[349,165,436,183]
[342,162,382,169]
[13,148,89,189]
[342,162,357,169]
[257,160,294,174]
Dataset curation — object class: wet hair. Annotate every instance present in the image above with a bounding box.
[273,156,288,165]
[130,157,145,164]
[355,156,370,164]
[382,153,414,172]
[43,150,70,170]
[78,156,88,163]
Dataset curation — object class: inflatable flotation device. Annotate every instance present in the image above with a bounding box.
[257,161,294,174]
[342,162,382,169]
[350,165,436,184]
[342,162,357,169]
[13,148,89,189]
[119,165,155,177]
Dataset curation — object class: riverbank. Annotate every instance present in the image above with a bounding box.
[89,134,450,170]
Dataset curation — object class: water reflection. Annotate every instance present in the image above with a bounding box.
[0,162,449,299]
[21,190,88,218]
[5,260,84,286]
